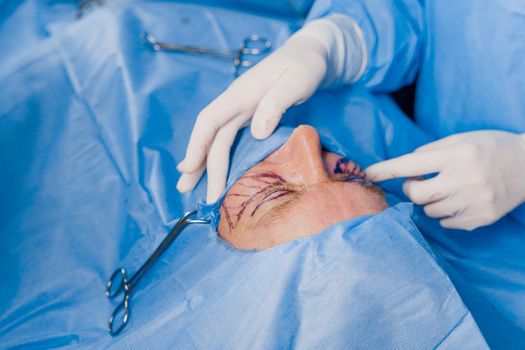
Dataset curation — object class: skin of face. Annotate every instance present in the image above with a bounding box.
[218,125,388,250]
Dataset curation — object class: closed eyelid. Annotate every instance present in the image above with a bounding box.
[250,193,300,230]
[222,170,297,230]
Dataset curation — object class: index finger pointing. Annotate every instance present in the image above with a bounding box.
[364,150,448,182]
[179,93,243,173]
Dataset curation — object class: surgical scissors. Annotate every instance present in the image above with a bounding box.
[141,32,272,76]
[105,210,209,336]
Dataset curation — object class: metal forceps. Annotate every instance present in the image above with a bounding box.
[141,32,272,76]
[105,210,209,336]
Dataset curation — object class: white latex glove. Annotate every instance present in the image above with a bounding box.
[176,14,367,203]
[365,130,525,230]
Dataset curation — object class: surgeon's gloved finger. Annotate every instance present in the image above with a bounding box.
[205,116,249,203]
[177,116,218,173]
[440,214,478,231]
[415,134,463,153]
[251,62,325,139]
[178,95,242,173]
[364,150,449,182]
[423,196,460,219]
[402,176,450,205]
[176,164,206,193]
[250,101,282,141]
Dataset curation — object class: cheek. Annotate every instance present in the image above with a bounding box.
[306,183,387,222]
[358,186,388,210]
[255,192,345,240]
[335,184,388,215]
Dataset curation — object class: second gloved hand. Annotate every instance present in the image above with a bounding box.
[365,130,525,230]
[176,14,366,203]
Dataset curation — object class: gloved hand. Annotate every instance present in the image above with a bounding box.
[365,130,525,230]
[176,14,366,203]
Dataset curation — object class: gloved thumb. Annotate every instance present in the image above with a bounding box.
[251,67,320,140]
[251,99,284,140]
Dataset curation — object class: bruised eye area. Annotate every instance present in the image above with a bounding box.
[322,151,372,185]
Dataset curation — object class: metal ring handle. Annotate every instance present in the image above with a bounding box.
[241,35,272,55]
[105,210,210,336]
[141,32,161,51]
[108,294,130,336]
[106,267,128,298]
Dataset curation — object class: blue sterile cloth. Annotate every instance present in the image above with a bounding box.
[307,0,525,228]
[0,1,522,349]
[307,1,525,347]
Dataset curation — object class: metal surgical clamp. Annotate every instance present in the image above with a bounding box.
[141,32,272,76]
[105,210,210,336]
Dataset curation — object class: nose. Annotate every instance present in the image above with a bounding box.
[264,125,329,186]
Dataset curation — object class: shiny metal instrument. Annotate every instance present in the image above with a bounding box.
[105,210,210,336]
[141,32,272,76]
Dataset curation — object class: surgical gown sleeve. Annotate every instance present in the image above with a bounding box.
[307,0,424,92]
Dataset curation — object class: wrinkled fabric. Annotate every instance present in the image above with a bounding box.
[308,0,525,228]
[0,1,521,349]
[307,0,424,92]
[188,0,315,18]
[307,1,525,347]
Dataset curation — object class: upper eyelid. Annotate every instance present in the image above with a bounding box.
[251,194,299,229]
[249,186,295,217]
[229,171,296,222]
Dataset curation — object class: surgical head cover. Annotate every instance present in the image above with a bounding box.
[1,0,524,349]
[1,108,489,349]
[102,132,489,350]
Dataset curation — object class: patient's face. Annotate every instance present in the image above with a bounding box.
[218,125,387,250]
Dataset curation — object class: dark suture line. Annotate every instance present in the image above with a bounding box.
[221,171,292,231]
[242,172,287,182]
[225,193,250,198]
[334,158,344,174]
[223,160,371,231]
[250,189,294,217]
[236,183,263,190]
[334,157,368,182]
[222,201,235,231]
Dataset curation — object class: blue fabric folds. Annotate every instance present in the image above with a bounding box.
[96,198,489,349]
[307,1,525,347]
[0,1,521,349]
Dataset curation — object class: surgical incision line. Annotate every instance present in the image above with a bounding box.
[334,158,372,185]
[222,172,295,231]
[221,159,371,231]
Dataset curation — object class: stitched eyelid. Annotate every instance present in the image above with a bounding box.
[222,171,299,231]
[260,183,295,197]
[249,184,298,217]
